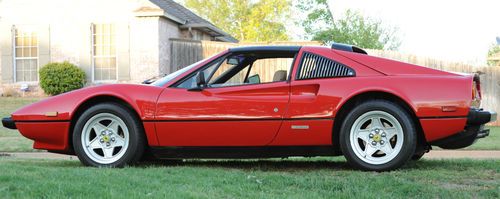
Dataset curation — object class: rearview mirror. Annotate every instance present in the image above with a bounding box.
[227,57,240,65]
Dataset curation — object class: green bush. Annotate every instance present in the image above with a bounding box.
[39,62,86,95]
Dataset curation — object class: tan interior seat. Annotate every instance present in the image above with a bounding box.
[273,70,287,82]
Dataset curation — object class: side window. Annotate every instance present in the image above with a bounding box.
[247,58,293,84]
[176,52,296,89]
[297,52,355,80]
[176,59,222,89]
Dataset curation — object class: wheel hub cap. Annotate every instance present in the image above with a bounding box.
[349,111,405,165]
[81,113,130,164]
[102,135,110,142]
[372,133,382,142]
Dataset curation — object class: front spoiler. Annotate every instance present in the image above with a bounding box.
[431,109,496,149]
[2,117,16,130]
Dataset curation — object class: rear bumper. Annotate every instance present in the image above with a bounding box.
[467,109,497,125]
[431,109,496,149]
[2,117,16,129]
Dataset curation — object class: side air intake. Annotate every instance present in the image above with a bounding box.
[331,42,368,55]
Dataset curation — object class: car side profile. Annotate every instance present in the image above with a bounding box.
[2,43,497,171]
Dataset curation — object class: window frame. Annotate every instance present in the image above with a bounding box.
[170,55,228,89]
[171,52,298,89]
[91,23,118,83]
[13,25,39,83]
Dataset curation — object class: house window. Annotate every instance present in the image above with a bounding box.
[14,26,39,82]
[92,24,116,81]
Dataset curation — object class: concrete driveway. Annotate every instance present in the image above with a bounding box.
[2,150,500,160]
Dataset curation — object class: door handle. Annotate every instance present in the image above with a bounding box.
[292,84,320,95]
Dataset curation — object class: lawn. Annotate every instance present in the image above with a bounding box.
[464,127,500,150]
[0,157,498,198]
[0,97,498,151]
[0,97,42,152]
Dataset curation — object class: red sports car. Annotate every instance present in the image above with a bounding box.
[2,44,496,171]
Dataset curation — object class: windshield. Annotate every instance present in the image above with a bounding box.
[150,58,209,87]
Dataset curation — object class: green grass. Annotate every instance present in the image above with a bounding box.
[0,97,42,152]
[0,97,499,152]
[464,126,500,150]
[0,157,498,198]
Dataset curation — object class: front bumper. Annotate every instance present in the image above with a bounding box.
[432,109,496,149]
[2,117,16,129]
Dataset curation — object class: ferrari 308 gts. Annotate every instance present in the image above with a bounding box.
[2,43,496,171]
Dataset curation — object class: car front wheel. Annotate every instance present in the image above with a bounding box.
[73,103,145,167]
[340,100,417,171]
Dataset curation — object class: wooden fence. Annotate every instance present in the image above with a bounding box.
[368,49,500,126]
[169,39,499,125]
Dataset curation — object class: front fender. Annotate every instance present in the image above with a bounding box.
[12,84,164,122]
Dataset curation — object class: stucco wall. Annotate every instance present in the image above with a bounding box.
[180,29,214,41]
[0,0,224,92]
[0,0,158,85]
[159,17,182,75]
[129,17,162,83]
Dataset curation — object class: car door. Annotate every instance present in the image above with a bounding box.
[155,51,297,146]
[269,48,357,146]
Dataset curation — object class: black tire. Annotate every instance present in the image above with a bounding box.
[73,102,145,167]
[411,151,426,161]
[339,100,417,171]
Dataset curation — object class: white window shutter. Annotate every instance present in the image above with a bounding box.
[115,23,130,81]
[0,24,14,83]
[38,24,50,70]
[78,24,92,83]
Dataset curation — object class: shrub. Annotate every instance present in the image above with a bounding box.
[39,62,86,95]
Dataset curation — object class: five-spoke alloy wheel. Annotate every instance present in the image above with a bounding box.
[73,103,145,167]
[340,100,417,171]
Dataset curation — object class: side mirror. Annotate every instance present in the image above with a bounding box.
[188,71,206,91]
[196,71,206,87]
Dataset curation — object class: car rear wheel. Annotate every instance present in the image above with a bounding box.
[411,151,426,161]
[340,100,417,171]
[73,103,145,167]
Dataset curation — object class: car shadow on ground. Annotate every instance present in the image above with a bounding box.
[2,155,496,171]
[138,157,498,171]
[140,158,352,171]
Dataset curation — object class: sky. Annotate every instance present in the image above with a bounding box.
[317,0,500,65]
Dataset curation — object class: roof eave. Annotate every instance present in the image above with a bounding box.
[180,23,238,42]
[215,36,239,43]
[135,10,187,25]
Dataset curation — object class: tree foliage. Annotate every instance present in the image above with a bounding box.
[487,44,500,66]
[184,0,291,42]
[297,0,400,50]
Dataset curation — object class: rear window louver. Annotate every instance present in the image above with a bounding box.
[297,52,355,80]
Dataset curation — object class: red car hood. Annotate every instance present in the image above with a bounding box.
[11,84,164,121]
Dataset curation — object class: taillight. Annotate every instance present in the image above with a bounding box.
[473,74,482,99]
[471,74,481,108]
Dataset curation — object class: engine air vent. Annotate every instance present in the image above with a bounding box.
[297,52,355,80]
